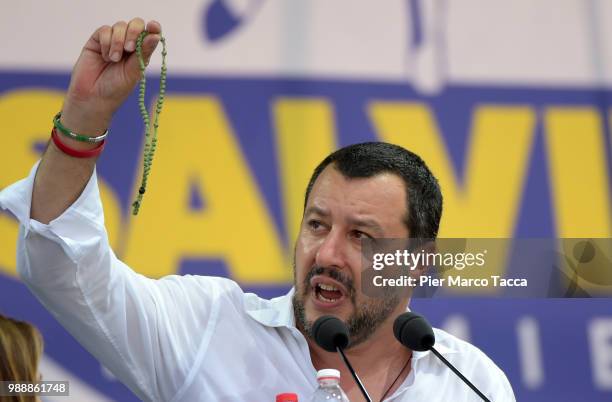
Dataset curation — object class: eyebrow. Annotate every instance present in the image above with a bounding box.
[304,206,330,217]
[347,217,384,235]
[304,206,385,235]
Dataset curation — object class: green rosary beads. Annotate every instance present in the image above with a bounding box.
[132,31,167,215]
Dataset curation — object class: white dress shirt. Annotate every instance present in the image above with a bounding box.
[0,162,516,402]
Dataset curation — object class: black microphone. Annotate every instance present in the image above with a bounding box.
[311,316,372,402]
[393,312,491,402]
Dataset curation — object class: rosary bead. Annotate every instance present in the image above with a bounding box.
[132,30,167,215]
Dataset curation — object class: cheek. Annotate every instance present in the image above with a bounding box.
[298,231,324,259]
[295,235,316,280]
[348,251,364,285]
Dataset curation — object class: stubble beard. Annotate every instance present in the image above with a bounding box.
[292,260,401,349]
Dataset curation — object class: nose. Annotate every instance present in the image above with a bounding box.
[315,228,348,270]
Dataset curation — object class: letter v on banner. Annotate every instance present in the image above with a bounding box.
[368,102,536,293]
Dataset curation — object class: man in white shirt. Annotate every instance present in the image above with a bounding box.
[0,18,515,401]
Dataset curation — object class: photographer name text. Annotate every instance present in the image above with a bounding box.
[373,275,528,288]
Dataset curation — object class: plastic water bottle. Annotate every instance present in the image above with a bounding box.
[310,369,350,401]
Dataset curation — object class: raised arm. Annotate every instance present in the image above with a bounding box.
[0,20,228,401]
[31,18,161,223]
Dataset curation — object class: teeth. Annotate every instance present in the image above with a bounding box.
[317,293,338,303]
[318,283,339,291]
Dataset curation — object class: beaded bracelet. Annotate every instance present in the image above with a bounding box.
[53,112,109,143]
[51,127,106,158]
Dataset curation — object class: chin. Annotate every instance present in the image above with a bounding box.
[305,295,352,322]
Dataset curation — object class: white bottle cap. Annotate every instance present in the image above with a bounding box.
[316,368,341,380]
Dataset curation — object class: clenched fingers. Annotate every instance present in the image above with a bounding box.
[124,18,145,52]
[97,25,112,62]
[91,18,159,63]
[109,21,128,62]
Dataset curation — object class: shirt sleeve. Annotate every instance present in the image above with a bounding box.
[0,162,234,402]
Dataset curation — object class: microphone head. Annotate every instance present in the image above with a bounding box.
[311,315,350,352]
[393,312,435,351]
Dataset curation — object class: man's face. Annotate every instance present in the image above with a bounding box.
[293,165,410,347]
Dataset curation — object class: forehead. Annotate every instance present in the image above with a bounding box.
[306,165,408,227]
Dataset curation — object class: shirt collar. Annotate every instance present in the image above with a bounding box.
[244,287,297,328]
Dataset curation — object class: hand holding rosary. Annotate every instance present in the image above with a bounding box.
[52,28,167,216]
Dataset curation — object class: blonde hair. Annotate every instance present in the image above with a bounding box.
[0,314,44,402]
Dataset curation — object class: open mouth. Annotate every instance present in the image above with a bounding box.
[310,276,348,306]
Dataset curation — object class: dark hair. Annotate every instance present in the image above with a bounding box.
[304,142,443,239]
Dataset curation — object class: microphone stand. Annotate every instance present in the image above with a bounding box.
[430,347,491,402]
[336,346,373,402]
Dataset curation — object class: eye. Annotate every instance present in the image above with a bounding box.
[351,230,372,240]
[307,219,323,231]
